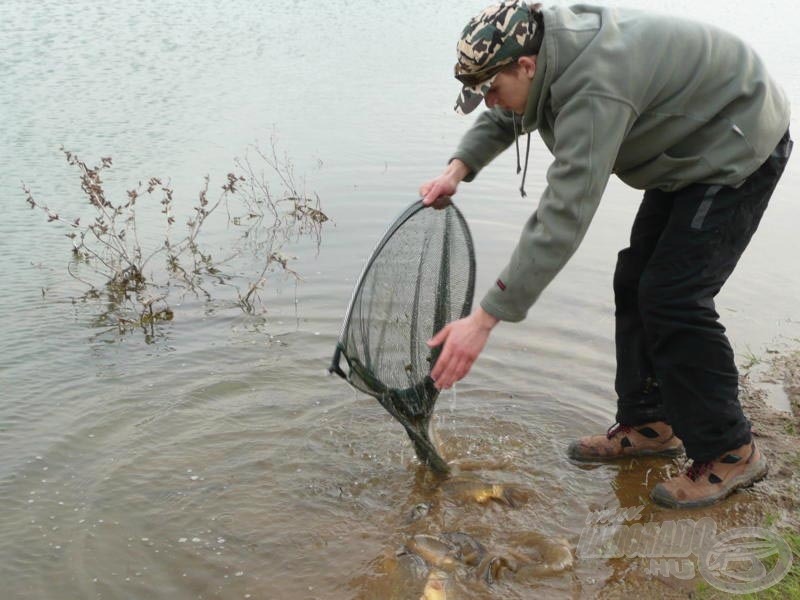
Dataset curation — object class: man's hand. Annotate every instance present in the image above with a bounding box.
[427,306,499,389]
[420,159,471,208]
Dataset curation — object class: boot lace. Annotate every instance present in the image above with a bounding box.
[686,461,712,481]
[606,423,631,439]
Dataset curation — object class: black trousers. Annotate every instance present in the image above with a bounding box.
[614,131,793,462]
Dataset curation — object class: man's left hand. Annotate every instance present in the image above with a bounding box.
[427,307,499,389]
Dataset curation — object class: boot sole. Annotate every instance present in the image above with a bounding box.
[567,441,685,462]
[650,459,769,509]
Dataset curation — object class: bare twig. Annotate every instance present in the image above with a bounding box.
[23,137,329,337]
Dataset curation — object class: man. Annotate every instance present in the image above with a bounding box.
[420,1,792,508]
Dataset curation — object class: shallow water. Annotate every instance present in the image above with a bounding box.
[1,1,799,598]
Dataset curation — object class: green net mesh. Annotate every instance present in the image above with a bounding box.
[331,200,475,474]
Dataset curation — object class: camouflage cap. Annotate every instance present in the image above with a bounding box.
[454,1,541,115]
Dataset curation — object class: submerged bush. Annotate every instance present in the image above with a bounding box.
[24,139,328,339]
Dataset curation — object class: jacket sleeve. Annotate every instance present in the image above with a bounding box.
[480,95,637,322]
[450,108,519,181]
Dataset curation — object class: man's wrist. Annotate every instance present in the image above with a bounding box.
[446,158,471,182]
[473,306,500,329]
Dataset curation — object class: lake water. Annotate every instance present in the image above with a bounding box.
[1,1,799,598]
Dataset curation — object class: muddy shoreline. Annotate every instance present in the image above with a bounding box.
[596,349,800,598]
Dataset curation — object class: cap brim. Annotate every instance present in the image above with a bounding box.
[454,74,497,115]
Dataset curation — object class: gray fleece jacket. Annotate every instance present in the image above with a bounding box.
[451,4,790,322]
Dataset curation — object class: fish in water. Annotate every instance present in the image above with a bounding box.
[506,531,574,578]
[403,532,488,571]
[404,502,432,525]
[397,529,572,591]
[420,569,449,600]
[404,535,462,571]
[477,555,517,584]
[402,532,518,589]
[395,550,429,580]
[473,541,572,585]
[440,477,530,508]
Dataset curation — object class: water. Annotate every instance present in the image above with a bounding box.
[1,1,799,598]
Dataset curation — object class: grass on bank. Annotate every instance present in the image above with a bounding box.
[693,529,800,599]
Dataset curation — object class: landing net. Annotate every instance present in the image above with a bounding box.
[330,199,475,473]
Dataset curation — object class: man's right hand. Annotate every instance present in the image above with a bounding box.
[419,159,471,207]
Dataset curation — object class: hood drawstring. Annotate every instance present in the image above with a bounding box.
[520,132,531,198]
[512,113,522,174]
[512,113,531,198]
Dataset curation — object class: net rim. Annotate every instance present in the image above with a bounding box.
[329,198,475,380]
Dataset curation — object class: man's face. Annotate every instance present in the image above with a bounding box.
[483,57,535,114]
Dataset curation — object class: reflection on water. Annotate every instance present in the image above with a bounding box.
[2,0,800,598]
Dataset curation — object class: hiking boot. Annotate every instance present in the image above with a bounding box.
[567,421,684,461]
[650,440,768,509]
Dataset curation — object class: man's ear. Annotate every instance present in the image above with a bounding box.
[518,55,537,79]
